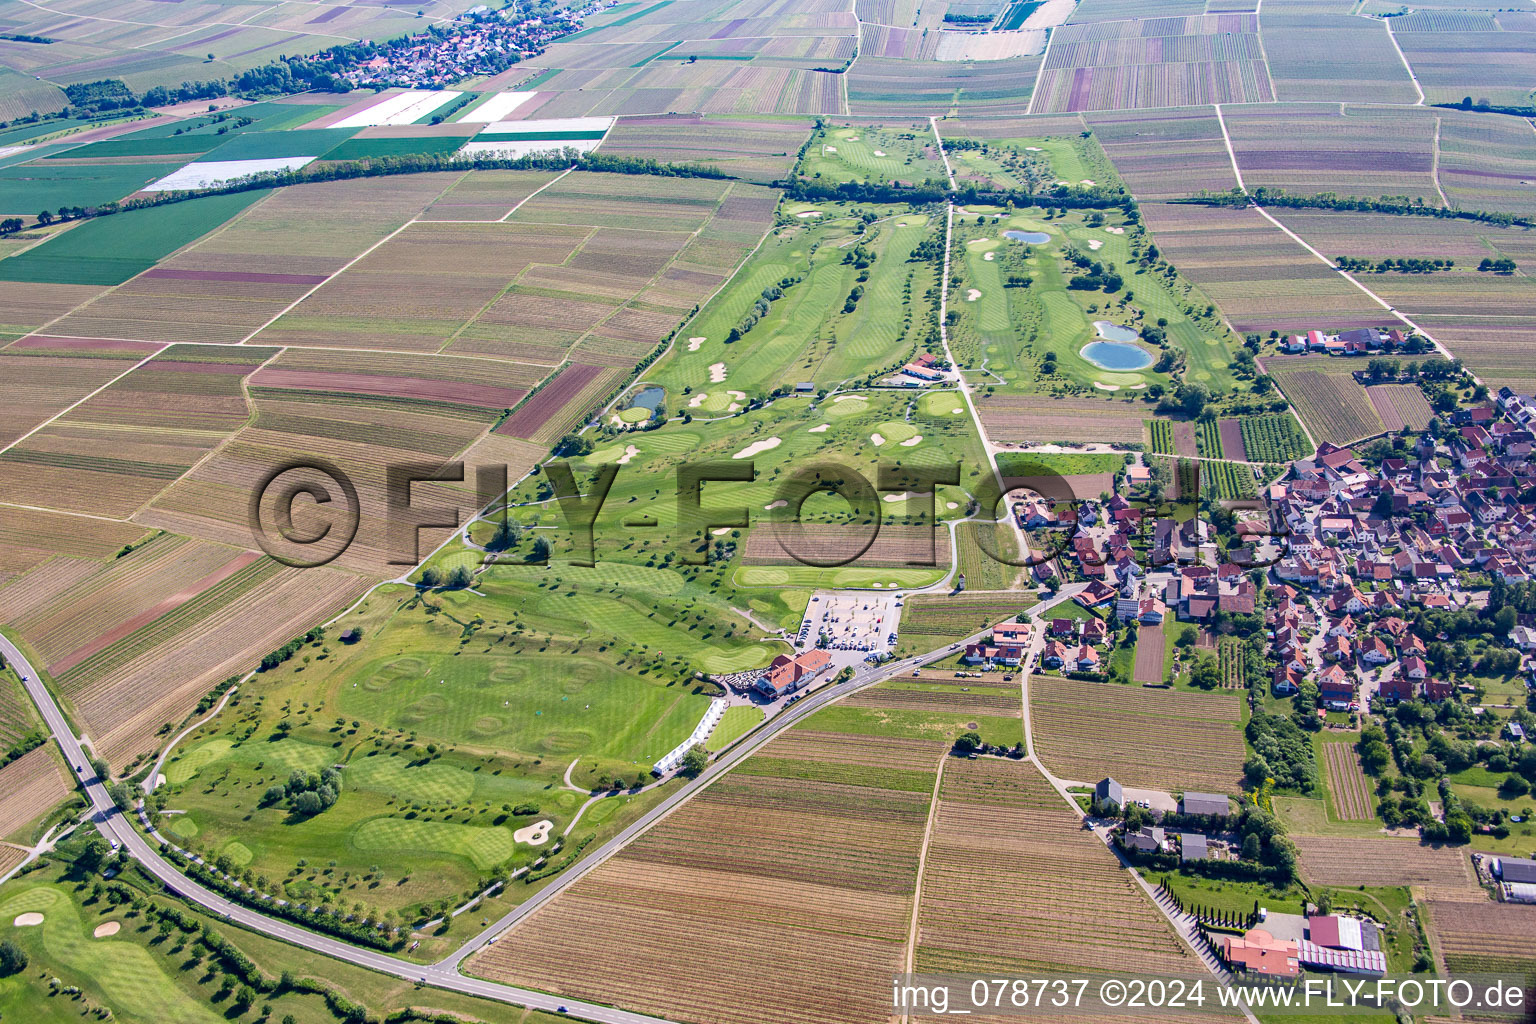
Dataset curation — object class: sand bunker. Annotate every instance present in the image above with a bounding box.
[950,406,963,414]
[1094,382,1121,391]
[93,921,120,938]
[900,435,923,446]
[1105,226,1125,234]
[796,211,820,219]
[712,527,731,536]
[688,392,708,407]
[983,251,995,261]
[1080,179,1095,185]
[709,362,727,383]
[687,336,705,351]
[946,501,960,510]
[733,437,782,459]
[514,819,553,846]
[808,423,829,433]
[764,499,788,510]
[871,433,887,445]
[617,445,640,465]
[873,150,886,157]
[1087,239,1102,250]
[966,289,981,301]
[825,146,838,152]
[13,913,42,926]
[1026,146,1042,152]
[833,394,865,403]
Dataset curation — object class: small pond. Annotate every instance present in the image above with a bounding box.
[1092,320,1140,343]
[628,386,665,412]
[1080,333,1153,371]
[1002,230,1051,244]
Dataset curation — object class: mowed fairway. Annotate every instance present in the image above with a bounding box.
[470,729,945,1024]
[335,651,711,765]
[1029,675,1246,791]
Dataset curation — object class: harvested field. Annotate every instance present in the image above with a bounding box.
[0,506,147,580]
[1420,319,1536,393]
[1437,111,1536,219]
[1132,624,1165,683]
[978,394,1147,444]
[0,282,107,335]
[1425,899,1536,975]
[251,348,546,410]
[1394,27,1536,107]
[1217,418,1245,461]
[1138,202,1393,335]
[843,684,1019,717]
[1172,421,1197,458]
[470,728,943,1024]
[0,746,69,841]
[1366,385,1433,433]
[1292,835,1477,889]
[1030,673,1246,790]
[915,758,1209,985]
[1264,365,1383,445]
[1322,742,1373,821]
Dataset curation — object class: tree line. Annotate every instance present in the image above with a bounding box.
[1184,186,1535,229]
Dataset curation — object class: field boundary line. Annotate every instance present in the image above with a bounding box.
[1431,115,1450,208]
[1025,26,1056,115]
[930,115,956,188]
[1385,18,1425,105]
[498,162,576,222]
[1213,104,1246,191]
[901,751,950,1024]
[0,500,136,524]
[236,170,471,345]
[0,344,166,458]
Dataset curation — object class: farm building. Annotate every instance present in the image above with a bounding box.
[1121,826,1167,853]
[1180,792,1230,817]
[1179,833,1207,862]
[1298,915,1386,975]
[1494,857,1536,884]
[1095,777,1122,808]
[1219,929,1299,977]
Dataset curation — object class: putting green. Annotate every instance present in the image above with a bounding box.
[872,420,919,445]
[163,738,233,785]
[220,841,252,866]
[169,815,199,838]
[825,396,869,418]
[618,406,651,423]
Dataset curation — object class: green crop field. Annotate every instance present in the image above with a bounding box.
[0,161,186,217]
[0,189,269,284]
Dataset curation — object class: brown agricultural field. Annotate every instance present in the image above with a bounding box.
[915,758,1222,1014]
[1367,385,1434,432]
[418,168,561,221]
[1222,105,1441,203]
[0,746,70,842]
[1217,418,1246,460]
[1138,202,1393,334]
[847,56,1043,117]
[1132,624,1166,683]
[0,281,107,335]
[1425,899,1536,974]
[1291,835,1477,890]
[1392,24,1536,107]
[1260,15,1419,103]
[0,344,276,517]
[495,362,620,444]
[1029,674,1246,790]
[0,505,149,581]
[1322,741,1374,821]
[0,341,160,449]
[597,115,813,183]
[45,175,460,345]
[1437,111,1536,218]
[1262,359,1385,445]
[979,394,1148,444]
[469,728,944,1024]
[743,523,947,569]
[1085,107,1239,198]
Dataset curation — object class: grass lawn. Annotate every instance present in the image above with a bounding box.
[708,705,764,752]
[0,858,576,1024]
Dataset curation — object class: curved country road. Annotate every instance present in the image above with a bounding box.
[0,594,1075,1021]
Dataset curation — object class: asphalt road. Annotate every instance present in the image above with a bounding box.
[0,632,676,1024]
[0,586,1074,1021]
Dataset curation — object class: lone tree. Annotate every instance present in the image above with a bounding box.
[446,565,473,589]
[0,939,26,975]
[680,745,708,776]
[418,566,442,588]
[953,730,982,754]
